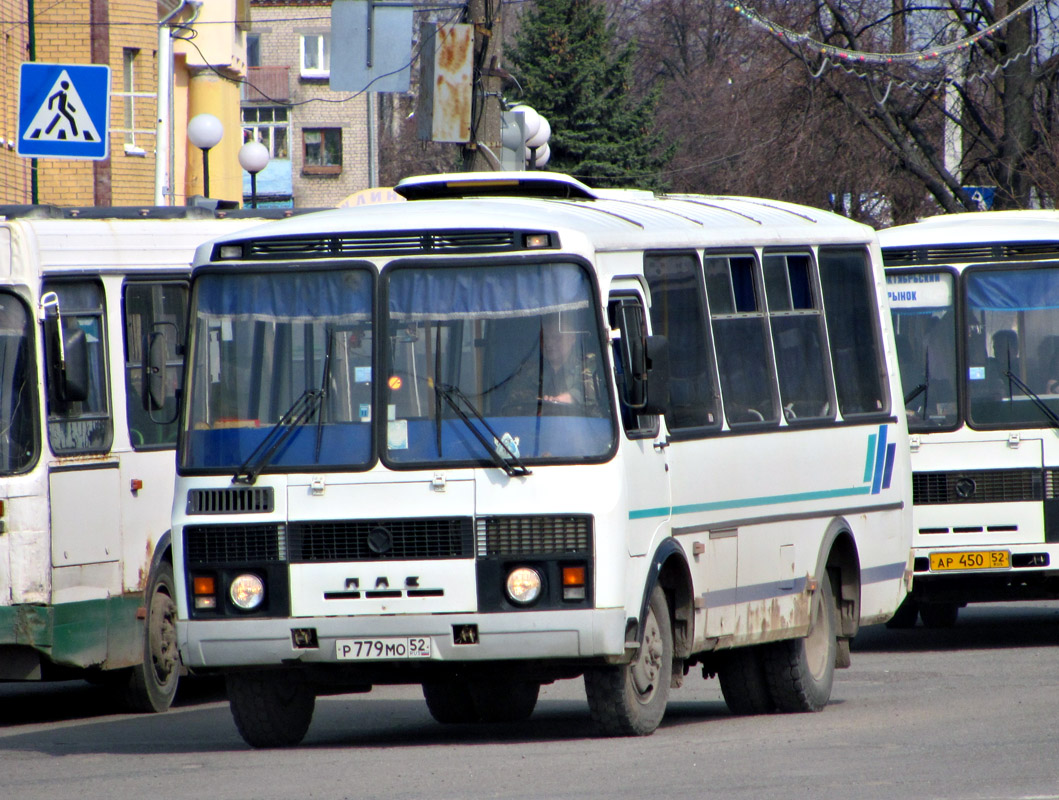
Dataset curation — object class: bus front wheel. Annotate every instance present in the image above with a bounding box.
[123,561,180,713]
[584,584,672,736]
[227,670,315,748]
[763,574,837,713]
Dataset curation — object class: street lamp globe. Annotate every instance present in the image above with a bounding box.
[187,113,224,150]
[238,140,270,174]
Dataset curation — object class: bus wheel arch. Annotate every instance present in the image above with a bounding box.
[817,520,862,648]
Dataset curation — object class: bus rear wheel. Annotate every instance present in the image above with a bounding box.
[717,645,774,715]
[423,678,541,723]
[423,679,478,723]
[584,584,672,736]
[763,575,836,713]
[227,670,315,748]
[123,561,180,713]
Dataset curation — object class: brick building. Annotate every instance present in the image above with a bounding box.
[0,1,252,207]
[243,0,375,207]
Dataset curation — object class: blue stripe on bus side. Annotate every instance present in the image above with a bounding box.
[871,424,888,495]
[699,560,906,609]
[882,442,896,490]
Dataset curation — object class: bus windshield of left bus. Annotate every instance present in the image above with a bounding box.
[0,291,37,474]
[180,261,616,475]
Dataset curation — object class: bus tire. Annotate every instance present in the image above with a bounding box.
[920,601,959,628]
[123,560,180,713]
[227,670,315,748]
[423,679,479,723]
[763,575,836,713]
[470,680,540,722]
[717,646,774,715]
[584,584,672,736]
[885,596,919,629]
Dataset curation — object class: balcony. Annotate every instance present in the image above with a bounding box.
[244,66,290,103]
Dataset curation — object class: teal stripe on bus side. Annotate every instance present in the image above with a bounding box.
[628,484,874,520]
[863,432,877,483]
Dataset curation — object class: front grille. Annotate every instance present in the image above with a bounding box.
[288,517,473,562]
[476,515,593,556]
[184,523,286,564]
[913,469,1042,504]
[883,242,1059,267]
[230,229,529,260]
[186,487,274,514]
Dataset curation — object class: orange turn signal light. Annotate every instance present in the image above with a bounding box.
[562,566,586,587]
[193,576,216,595]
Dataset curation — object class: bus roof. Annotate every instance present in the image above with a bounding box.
[194,174,875,267]
[880,210,1059,248]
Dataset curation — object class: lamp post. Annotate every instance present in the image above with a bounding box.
[187,113,223,198]
[238,141,270,209]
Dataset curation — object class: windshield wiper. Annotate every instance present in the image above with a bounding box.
[314,329,334,461]
[1003,370,1059,431]
[232,388,326,484]
[904,383,927,406]
[434,382,531,477]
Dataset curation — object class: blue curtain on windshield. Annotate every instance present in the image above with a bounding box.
[968,270,1059,311]
[388,263,591,320]
[196,270,371,320]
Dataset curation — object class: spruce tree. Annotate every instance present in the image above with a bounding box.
[505,0,673,190]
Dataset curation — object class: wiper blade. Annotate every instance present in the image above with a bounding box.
[314,329,334,461]
[434,382,531,477]
[232,388,325,485]
[904,383,927,406]
[1004,370,1059,431]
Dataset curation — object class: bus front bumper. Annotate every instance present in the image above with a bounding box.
[178,608,629,670]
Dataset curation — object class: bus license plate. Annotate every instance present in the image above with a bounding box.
[336,637,432,660]
[929,550,1010,571]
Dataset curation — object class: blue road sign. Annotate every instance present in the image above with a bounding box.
[18,63,110,160]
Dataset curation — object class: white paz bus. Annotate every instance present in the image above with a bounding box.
[882,211,1059,627]
[0,205,288,711]
[172,173,912,746]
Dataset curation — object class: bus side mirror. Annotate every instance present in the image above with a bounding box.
[616,301,647,409]
[41,294,89,403]
[145,329,169,411]
[642,335,670,415]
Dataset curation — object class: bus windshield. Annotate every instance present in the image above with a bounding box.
[966,265,1059,427]
[383,261,615,467]
[0,291,37,474]
[181,268,375,472]
[889,271,958,429]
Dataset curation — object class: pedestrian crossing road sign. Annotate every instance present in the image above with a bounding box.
[18,63,110,160]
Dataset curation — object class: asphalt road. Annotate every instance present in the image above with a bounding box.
[2,601,1058,800]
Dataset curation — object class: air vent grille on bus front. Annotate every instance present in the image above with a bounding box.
[184,523,286,564]
[476,515,593,556]
[912,469,1042,504]
[288,517,474,562]
[883,242,1059,267]
[186,487,274,514]
[223,230,550,260]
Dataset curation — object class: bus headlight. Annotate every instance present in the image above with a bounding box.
[505,567,542,606]
[230,573,265,610]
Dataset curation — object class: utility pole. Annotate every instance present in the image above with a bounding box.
[462,0,503,171]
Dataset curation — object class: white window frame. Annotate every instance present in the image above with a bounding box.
[300,33,330,78]
[114,48,154,156]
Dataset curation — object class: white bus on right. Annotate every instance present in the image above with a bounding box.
[880,211,1059,628]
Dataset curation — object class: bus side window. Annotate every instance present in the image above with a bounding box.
[818,248,890,417]
[763,252,834,422]
[123,281,189,449]
[704,254,779,427]
[607,294,658,438]
[42,280,113,455]
[643,251,720,433]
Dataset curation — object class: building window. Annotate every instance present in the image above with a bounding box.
[300,33,330,77]
[242,106,289,159]
[115,48,152,155]
[247,33,261,67]
[303,128,342,174]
